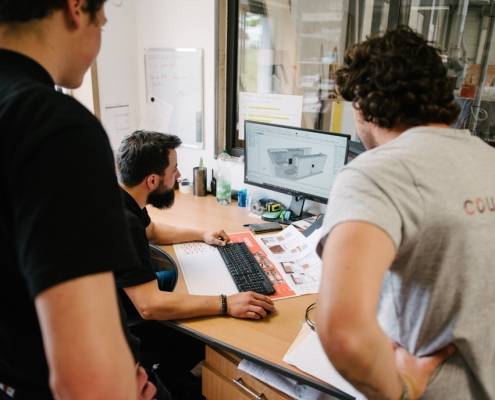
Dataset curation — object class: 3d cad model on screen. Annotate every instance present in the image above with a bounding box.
[267,148,328,180]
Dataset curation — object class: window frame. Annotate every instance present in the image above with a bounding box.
[225,0,244,157]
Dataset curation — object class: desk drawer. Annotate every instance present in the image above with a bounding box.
[203,346,292,400]
[203,365,252,400]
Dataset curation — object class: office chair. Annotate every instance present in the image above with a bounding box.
[138,244,179,400]
[148,244,178,292]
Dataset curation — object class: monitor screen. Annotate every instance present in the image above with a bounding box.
[348,140,366,162]
[244,121,349,203]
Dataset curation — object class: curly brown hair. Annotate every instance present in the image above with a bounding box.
[336,26,459,129]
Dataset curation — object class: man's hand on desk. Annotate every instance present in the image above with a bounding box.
[227,292,276,319]
[202,229,230,246]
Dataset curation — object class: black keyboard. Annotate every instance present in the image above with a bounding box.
[218,242,275,295]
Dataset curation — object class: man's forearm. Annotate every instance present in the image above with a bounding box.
[318,323,404,400]
[150,223,203,245]
[148,293,220,320]
[126,284,221,320]
[36,273,137,400]
[317,222,405,399]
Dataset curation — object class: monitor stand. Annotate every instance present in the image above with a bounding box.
[287,194,312,221]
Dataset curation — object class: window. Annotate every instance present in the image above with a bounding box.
[399,0,495,142]
[218,0,495,155]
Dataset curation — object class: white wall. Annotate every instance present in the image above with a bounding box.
[98,0,140,151]
[72,69,94,114]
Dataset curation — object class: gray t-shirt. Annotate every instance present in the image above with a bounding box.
[320,127,494,399]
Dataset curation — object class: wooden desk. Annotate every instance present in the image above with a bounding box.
[148,192,352,400]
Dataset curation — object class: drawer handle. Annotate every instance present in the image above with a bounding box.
[232,377,266,400]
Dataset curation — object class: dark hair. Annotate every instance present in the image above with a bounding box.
[117,130,182,187]
[0,0,106,23]
[336,26,459,129]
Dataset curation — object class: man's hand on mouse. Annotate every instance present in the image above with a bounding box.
[227,292,276,319]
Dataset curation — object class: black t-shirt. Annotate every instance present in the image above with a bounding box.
[0,50,140,398]
[116,190,157,324]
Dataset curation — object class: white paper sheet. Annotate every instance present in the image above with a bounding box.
[104,104,131,151]
[283,324,366,400]
[238,359,335,400]
[257,225,322,295]
[307,226,323,252]
[238,92,303,140]
[173,242,238,295]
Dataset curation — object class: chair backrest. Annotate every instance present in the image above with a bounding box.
[148,244,178,291]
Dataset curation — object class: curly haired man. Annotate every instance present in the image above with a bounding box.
[316,27,494,399]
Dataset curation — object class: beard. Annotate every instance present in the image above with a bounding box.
[147,187,175,209]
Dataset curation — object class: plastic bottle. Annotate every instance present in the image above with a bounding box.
[216,152,232,205]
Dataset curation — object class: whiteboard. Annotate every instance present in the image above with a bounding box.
[144,48,203,148]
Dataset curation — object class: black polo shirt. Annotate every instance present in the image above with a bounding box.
[0,50,140,399]
[116,189,157,324]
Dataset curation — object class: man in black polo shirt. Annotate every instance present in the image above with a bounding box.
[116,130,276,396]
[0,1,153,399]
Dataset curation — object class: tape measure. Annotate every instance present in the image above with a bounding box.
[251,198,284,216]
[265,202,282,213]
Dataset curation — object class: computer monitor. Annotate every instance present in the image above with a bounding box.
[348,139,366,162]
[244,121,350,220]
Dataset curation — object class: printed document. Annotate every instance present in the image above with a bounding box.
[284,324,366,400]
[238,92,303,140]
[238,359,335,400]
